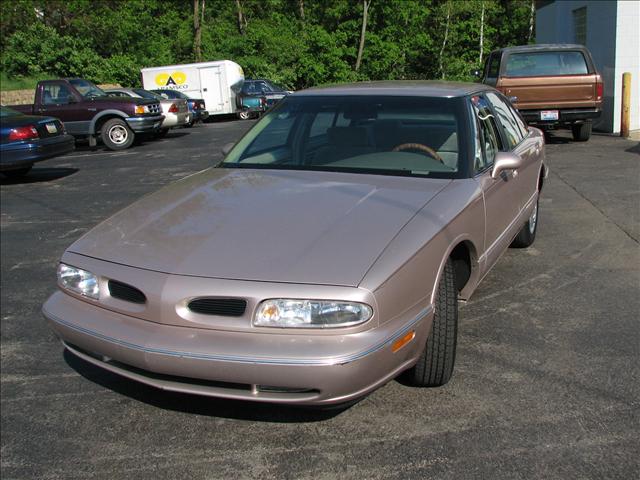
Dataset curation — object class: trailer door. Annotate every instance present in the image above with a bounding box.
[199,66,224,114]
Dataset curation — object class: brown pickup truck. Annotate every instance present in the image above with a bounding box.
[480,44,603,141]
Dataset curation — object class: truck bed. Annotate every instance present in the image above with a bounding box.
[7,104,35,115]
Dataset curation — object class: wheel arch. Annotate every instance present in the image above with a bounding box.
[90,110,129,134]
[430,237,480,304]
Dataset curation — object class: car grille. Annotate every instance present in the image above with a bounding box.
[187,298,247,317]
[147,103,161,114]
[108,280,146,304]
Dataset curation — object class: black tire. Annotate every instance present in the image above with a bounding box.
[510,199,538,248]
[237,110,252,120]
[571,121,592,142]
[2,165,32,178]
[101,118,135,150]
[409,258,458,387]
[155,128,169,138]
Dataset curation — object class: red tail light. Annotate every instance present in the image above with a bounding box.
[596,80,603,101]
[168,103,178,113]
[9,125,39,141]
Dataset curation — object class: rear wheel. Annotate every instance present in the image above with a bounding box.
[237,110,252,120]
[2,165,32,178]
[572,121,592,142]
[511,199,538,248]
[101,118,134,150]
[408,258,458,387]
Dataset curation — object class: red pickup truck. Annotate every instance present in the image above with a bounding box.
[9,78,164,150]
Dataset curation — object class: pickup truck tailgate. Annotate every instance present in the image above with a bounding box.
[499,74,599,110]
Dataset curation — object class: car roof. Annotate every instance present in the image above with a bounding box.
[492,43,589,54]
[292,81,494,98]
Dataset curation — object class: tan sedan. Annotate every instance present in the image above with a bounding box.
[43,81,546,406]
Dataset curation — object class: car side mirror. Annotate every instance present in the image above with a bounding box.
[508,96,518,105]
[491,152,523,179]
[221,142,234,157]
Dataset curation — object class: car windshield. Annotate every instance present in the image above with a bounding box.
[505,51,589,77]
[68,79,107,98]
[132,88,161,99]
[222,95,465,178]
[0,106,21,117]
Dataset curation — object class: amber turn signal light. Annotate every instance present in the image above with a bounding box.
[392,330,415,353]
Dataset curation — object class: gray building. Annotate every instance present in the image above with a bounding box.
[536,0,639,133]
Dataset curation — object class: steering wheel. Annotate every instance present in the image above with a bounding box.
[392,143,444,163]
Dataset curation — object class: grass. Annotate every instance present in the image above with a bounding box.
[0,72,55,91]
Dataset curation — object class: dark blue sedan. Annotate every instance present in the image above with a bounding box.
[1,106,75,178]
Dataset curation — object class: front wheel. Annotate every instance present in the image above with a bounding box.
[510,199,538,248]
[408,258,458,387]
[101,118,135,150]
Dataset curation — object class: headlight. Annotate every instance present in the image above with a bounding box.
[134,105,148,114]
[254,299,372,328]
[57,263,99,300]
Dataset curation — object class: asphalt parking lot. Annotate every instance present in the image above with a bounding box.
[1,121,638,479]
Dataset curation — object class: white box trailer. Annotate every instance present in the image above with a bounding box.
[141,60,244,116]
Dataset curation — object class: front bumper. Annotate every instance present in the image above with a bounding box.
[0,134,75,171]
[43,291,432,405]
[125,115,165,133]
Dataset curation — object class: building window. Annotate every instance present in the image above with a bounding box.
[573,7,587,45]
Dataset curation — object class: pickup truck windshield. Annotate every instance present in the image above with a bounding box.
[222,95,464,179]
[68,79,107,98]
[505,51,589,77]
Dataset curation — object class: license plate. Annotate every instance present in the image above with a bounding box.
[540,110,559,121]
[45,123,58,134]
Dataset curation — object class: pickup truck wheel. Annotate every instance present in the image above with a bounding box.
[101,118,134,150]
[237,110,252,120]
[571,121,592,142]
[408,257,458,387]
[510,199,538,248]
[2,166,32,178]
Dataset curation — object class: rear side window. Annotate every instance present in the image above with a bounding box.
[471,95,503,172]
[42,84,72,105]
[486,92,525,149]
[504,51,589,77]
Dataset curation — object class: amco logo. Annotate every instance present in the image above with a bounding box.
[155,72,188,90]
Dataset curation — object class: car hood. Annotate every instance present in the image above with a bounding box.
[68,168,448,286]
